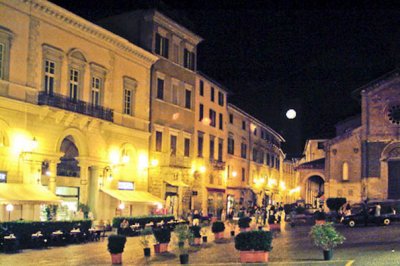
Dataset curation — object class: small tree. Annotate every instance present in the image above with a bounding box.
[310,223,345,251]
[139,228,153,248]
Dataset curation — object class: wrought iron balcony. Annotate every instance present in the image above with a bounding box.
[209,158,226,170]
[38,92,113,122]
[167,155,191,169]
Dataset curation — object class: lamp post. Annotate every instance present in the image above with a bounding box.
[6,203,14,221]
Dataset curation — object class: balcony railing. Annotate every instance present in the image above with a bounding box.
[209,158,226,170]
[165,155,191,169]
[38,92,113,122]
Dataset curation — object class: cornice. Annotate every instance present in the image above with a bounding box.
[20,0,158,67]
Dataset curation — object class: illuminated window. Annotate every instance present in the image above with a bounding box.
[342,162,349,181]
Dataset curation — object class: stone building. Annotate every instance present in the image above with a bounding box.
[297,70,400,205]
[99,10,203,217]
[0,0,159,221]
[193,72,228,216]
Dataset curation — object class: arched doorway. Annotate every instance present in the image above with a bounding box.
[306,175,324,206]
[386,147,400,199]
[57,136,80,177]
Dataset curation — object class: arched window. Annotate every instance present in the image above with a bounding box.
[342,162,349,181]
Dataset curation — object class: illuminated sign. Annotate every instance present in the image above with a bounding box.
[0,172,6,183]
[118,181,134,191]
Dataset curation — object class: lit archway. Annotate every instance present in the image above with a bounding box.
[305,175,325,206]
[57,136,80,177]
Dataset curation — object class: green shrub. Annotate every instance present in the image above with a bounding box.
[235,231,273,251]
[153,227,171,243]
[174,224,193,243]
[326,198,347,212]
[190,225,201,238]
[238,216,251,228]
[112,215,174,228]
[310,223,345,250]
[107,234,127,254]
[211,221,225,233]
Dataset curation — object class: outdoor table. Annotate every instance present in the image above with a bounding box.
[70,229,82,243]
[4,235,18,253]
[88,228,102,241]
[31,232,46,249]
[51,231,66,246]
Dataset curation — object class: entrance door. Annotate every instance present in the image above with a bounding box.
[388,161,400,199]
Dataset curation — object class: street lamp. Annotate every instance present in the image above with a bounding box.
[6,203,14,221]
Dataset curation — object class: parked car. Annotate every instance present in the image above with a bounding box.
[342,200,400,228]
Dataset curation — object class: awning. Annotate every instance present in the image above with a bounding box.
[101,188,163,204]
[0,183,61,204]
[165,180,189,187]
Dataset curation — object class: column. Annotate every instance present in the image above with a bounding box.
[88,165,101,220]
[48,161,57,193]
[78,160,89,204]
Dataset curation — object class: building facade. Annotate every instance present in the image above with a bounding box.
[99,10,203,217]
[0,0,159,221]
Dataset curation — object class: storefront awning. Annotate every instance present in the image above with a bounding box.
[101,188,163,204]
[165,180,189,187]
[0,183,61,204]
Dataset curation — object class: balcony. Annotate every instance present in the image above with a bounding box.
[209,158,226,171]
[38,92,113,122]
[164,154,191,169]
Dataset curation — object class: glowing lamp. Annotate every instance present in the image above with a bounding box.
[6,203,14,212]
[151,159,159,167]
[118,203,125,210]
[199,166,206,173]
[232,171,237,177]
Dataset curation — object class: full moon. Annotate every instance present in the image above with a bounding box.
[286,109,297,119]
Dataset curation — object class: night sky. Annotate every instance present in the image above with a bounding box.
[51,0,400,156]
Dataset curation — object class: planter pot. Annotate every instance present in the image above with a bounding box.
[211,217,217,223]
[193,237,201,245]
[214,232,224,240]
[154,243,169,253]
[202,236,208,243]
[179,253,189,264]
[323,249,333,260]
[239,251,269,263]
[315,220,326,225]
[240,227,250,232]
[110,253,122,264]
[268,223,281,231]
[178,241,184,248]
[144,247,151,257]
[230,231,235,237]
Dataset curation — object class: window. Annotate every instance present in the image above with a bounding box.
[157,78,164,100]
[267,153,270,166]
[209,109,216,127]
[252,148,257,162]
[241,168,245,182]
[218,138,223,161]
[91,76,102,106]
[228,137,234,155]
[44,60,55,95]
[199,80,204,96]
[218,91,224,106]
[172,84,178,105]
[211,87,215,102]
[0,171,6,183]
[219,113,223,130]
[183,48,195,70]
[242,121,246,130]
[342,162,349,181]
[199,104,204,121]
[209,136,215,160]
[155,33,169,58]
[69,69,79,102]
[0,28,13,81]
[271,155,275,168]
[229,114,233,124]
[241,143,247,159]
[170,135,177,156]
[317,142,325,150]
[123,77,137,115]
[197,132,204,157]
[259,151,264,164]
[276,157,279,169]
[185,89,192,109]
[123,88,132,115]
[155,131,162,152]
[254,128,257,136]
[184,138,190,157]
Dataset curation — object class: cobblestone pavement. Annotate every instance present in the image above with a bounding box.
[2,222,400,266]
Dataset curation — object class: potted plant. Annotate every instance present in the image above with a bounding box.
[268,214,280,231]
[174,224,192,248]
[310,223,345,260]
[107,234,127,264]
[238,216,251,232]
[211,221,225,240]
[153,227,171,253]
[200,224,209,243]
[314,210,327,225]
[190,225,201,245]
[235,230,273,263]
[228,219,238,236]
[139,228,153,257]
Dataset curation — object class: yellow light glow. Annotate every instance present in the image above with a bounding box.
[268,178,277,187]
[151,159,159,167]
[109,149,120,165]
[280,181,286,191]
[289,186,301,194]
[10,132,37,155]
[156,202,163,209]
[172,112,180,120]
[232,171,237,177]
[6,203,14,212]
[138,153,149,169]
[118,203,125,210]
[121,154,130,164]
[202,117,211,126]
[250,123,257,133]
[199,166,206,173]
[45,170,51,176]
[259,177,265,183]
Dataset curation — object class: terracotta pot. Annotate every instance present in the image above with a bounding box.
[193,237,201,245]
[154,243,169,253]
[240,251,269,263]
[315,220,326,225]
[268,223,281,231]
[110,253,122,264]
[214,232,224,239]
[211,217,217,223]
[240,227,250,232]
